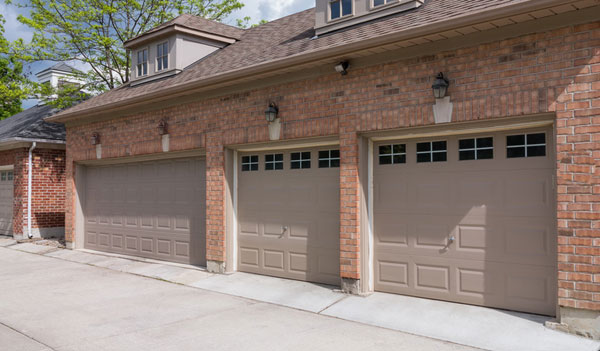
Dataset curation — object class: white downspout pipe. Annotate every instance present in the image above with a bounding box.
[27,142,36,239]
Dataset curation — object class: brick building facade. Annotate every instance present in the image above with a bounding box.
[51,1,600,338]
[0,148,66,238]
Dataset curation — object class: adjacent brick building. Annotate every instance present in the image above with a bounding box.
[0,104,66,239]
[49,0,600,338]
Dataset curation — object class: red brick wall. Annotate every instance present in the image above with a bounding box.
[65,21,600,310]
[0,148,66,236]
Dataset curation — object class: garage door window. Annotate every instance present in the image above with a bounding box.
[506,133,546,158]
[379,144,406,165]
[0,171,10,181]
[416,141,447,163]
[265,154,284,170]
[241,155,259,171]
[291,152,311,169]
[319,150,340,168]
[459,137,494,161]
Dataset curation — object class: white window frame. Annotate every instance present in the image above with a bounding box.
[318,149,340,168]
[372,0,397,9]
[156,41,169,72]
[506,133,546,158]
[241,155,259,172]
[378,144,406,165]
[329,0,353,22]
[416,141,447,163]
[265,153,284,171]
[291,151,311,169]
[459,137,494,161]
[136,48,148,77]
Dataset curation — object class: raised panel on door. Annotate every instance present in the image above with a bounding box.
[0,171,13,236]
[237,147,340,286]
[84,157,206,265]
[373,128,556,316]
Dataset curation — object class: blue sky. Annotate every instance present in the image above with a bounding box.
[2,0,314,109]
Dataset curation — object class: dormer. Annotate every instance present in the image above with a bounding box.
[315,0,424,36]
[124,14,244,86]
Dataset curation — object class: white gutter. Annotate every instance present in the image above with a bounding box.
[27,142,37,239]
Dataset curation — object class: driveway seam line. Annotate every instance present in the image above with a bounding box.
[0,320,57,351]
[317,295,349,314]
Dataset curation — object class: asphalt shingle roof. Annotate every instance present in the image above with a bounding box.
[0,104,65,142]
[57,0,543,117]
[125,13,245,44]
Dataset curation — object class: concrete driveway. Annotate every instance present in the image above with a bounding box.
[0,247,473,351]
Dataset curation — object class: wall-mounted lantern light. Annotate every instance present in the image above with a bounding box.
[432,72,449,99]
[157,119,168,135]
[334,61,349,76]
[265,103,279,123]
[91,132,100,145]
[432,72,453,124]
[265,102,281,141]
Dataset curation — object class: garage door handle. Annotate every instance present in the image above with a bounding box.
[280,226,288,238]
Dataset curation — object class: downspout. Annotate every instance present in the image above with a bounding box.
[27,142,36,239]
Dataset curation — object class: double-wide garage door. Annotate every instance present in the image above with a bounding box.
[0,170,13,236]
[373,128,556,315]
[84,158,206,265]
[237,147,340,285]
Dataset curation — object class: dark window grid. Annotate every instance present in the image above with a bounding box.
[291,152,311,169]
[459,139,494,160]
[416,142,447,163]
[318,150,340,168]
[265,154,284,170]
[241,155,259,171]
[506,135,546,157]
[7,171,13,181]
[378,144,406,165]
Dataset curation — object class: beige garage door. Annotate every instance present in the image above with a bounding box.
[373,128,556,315]
[0,170,14,236]
[84,157,206,265]
[238,147,340,285]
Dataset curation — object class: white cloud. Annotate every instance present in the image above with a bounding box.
[225,0,314,26]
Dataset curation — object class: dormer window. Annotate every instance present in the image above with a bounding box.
[373,0,395,7]
[136,49,148,76]
[157,42,169,71]
[330,0,352,20]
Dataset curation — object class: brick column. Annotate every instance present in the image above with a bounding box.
[554,26,600,336]
[339,115,361,293]
[205,132,227,273]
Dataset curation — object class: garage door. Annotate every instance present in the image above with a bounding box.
[238,147,340,285]
[0,170,14,236]
[84,157,206,265]
[373,128,556,315]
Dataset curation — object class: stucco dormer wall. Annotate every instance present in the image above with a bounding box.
[315,0,424,36]
[175,33,228,70]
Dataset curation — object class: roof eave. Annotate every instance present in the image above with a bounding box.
[124,24,238,49]
[49,0,579,123]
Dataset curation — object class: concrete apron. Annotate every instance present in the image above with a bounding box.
[9,244,600,351]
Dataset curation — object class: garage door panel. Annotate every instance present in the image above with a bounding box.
[374,129,556,315]
[238,148,340,286]
[84,157,205,265]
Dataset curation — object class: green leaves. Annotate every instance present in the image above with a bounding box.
[0,14,31,119]
[10,0,247,92]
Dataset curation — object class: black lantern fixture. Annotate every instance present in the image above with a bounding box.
[265,102,279,123]
[335,61,349,75]
[157,119,168,135]
[91,132,100,145]
[432,72,449,99]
